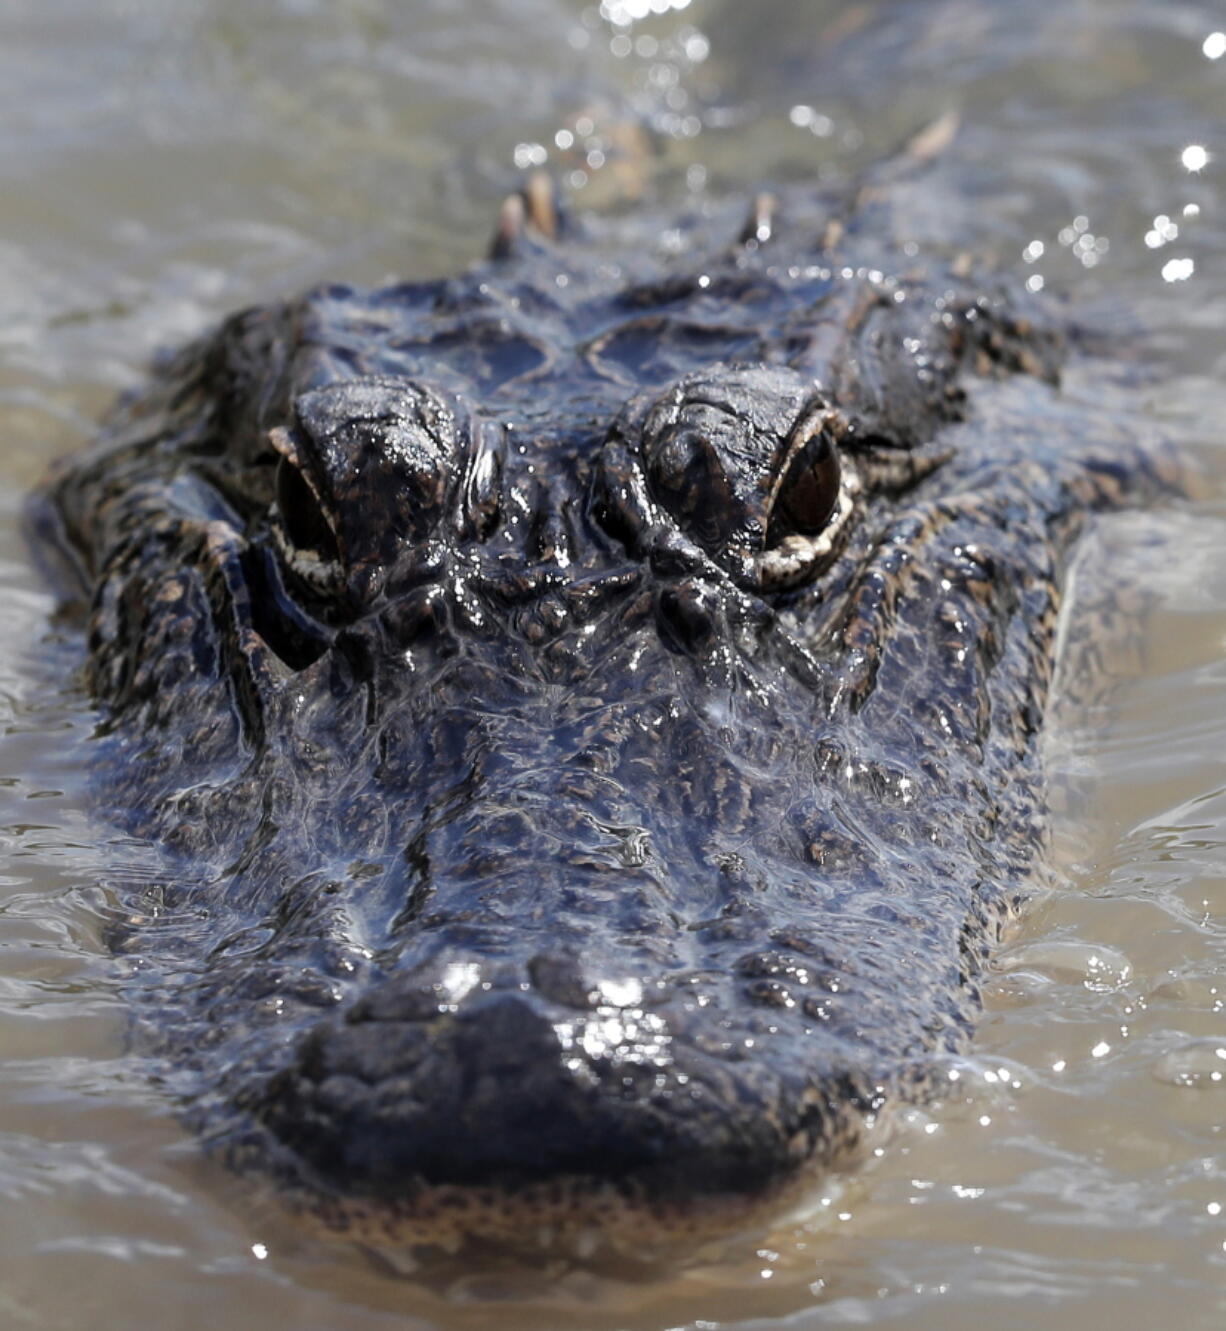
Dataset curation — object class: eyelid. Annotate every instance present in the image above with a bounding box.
[751,466,861,591]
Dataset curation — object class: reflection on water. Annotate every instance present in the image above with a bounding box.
[0,1,1224,1326]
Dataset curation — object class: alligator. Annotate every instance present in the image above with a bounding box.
[27,139,1178,1253]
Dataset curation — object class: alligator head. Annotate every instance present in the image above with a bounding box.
[29,175,1176,1249]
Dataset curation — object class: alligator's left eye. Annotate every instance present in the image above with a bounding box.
[766,411,842,543]
[636,364,856,588]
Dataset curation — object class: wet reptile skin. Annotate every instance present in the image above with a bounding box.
[27,157,1178,1248]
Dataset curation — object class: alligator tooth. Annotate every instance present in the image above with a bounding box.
[573,1226,601,1260]
[524,168,559,239]
[432,1231,463,1256]
[489,170,558,258]
[366,1244,420,1276]
[739,191,776,246]
[489,191,526,260]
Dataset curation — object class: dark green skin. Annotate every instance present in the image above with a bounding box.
[27,163,1177,1246]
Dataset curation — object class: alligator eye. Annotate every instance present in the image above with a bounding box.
[767,415,842,544]
[633,365,858,590]
[644,424,731,554]
[639,365,843,554]
[275,455,342,567]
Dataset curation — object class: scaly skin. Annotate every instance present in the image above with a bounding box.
[27,165,1179,1249]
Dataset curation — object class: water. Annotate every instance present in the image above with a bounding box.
[1,1,1224,1326]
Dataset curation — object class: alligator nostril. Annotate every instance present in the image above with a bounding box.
[346,982,442,1024]
[528,953,596,1009]
[250,990,593,1191]
[656,579,718,653]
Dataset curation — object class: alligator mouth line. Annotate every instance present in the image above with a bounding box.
[220,1132,880,1257]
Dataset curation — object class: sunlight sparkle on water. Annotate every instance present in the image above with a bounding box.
[513,142,548,169]
[1182,144,1210,173]
[790,105,834,136]
[600,0,691,25]
[1146,214,1180,248]
[1203,32,1226,60]
[597,976,643,1007]
[439,961,481,1003]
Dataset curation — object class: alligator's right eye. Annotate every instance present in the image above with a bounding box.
[291,377,461,561]
[275,455,342,567]
[268,428,346,597]
[264,377,467,609]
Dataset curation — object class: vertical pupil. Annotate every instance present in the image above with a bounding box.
[276,457,340,561]
[773,430,841,539]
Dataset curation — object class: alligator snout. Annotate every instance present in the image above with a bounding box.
[246,959,819,1208]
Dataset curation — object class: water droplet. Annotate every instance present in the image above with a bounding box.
[1152,1040,1226,1089]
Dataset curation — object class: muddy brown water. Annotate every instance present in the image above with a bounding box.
[0,1,1224,1327]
